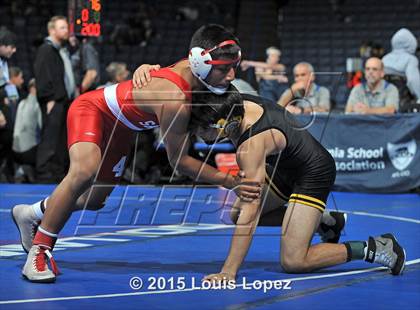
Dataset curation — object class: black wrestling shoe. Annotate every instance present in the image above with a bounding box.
[365,233,406,275]
[318,211,347,243]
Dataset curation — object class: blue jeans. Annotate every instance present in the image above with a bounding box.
[259,80,288,103]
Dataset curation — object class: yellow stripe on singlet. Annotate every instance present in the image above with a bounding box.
[288,199,325,212]
[290,193,326,208]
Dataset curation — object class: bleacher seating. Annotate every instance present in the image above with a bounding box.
[279,0,420,107]
[1,0,238,85]
[1,0,418,107]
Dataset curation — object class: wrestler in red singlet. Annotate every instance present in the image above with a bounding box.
[67,67,192,182]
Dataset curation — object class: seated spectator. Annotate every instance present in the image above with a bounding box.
[241,46,288,102]
[278,62,331,114]
[12,78,42,183]
[97,62,130,88]
[383,28,420,110]
[345,57,399,114]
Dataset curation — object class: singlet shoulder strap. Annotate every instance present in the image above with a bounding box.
[237,96,272,148]
[150,67,192,101]
[241,93,272,105]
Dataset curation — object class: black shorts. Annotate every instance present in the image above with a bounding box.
[265,155,336,213]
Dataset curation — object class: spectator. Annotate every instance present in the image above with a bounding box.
[0,27,17,84]
[69,36,100,93]
[345,57,399,114]
[8,66,24,100]
[12,79,42,183]
[278,62,331,114]
[0,28,18,103]
[383,28,420,110]
[241,46,288,102]
[9,66,24,87]
[139,18,156,47]
[0,27,17,182]
[111,4,157,48]
[34,15,75,182]
[98,62,130,88]
[3,66,25,138]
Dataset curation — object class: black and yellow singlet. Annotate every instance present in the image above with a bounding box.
[237,94,336,212]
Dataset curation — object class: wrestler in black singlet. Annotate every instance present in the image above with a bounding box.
[238,94,336,212]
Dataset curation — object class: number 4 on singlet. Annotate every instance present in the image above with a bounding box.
[112,156,127,177]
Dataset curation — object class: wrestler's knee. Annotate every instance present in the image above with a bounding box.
[67,158,99,188]
[280,253,308,273]
[280,236,310,273]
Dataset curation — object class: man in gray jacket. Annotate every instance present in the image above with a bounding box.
[13,79,42,182]
[383,28,420,110]
[13,79,42,161]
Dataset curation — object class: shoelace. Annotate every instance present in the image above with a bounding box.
[375,251,394,267]
[30,221,40,239]
[33,247,60,275]
[33,247,46,272]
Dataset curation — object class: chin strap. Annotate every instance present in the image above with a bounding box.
[195,75,228,94]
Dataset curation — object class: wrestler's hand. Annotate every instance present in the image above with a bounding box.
[229,170,262,202]
[132,64,161,88]
[202,272,236,284]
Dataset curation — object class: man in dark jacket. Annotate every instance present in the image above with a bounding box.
[34,16,75,182]
[0,27,17,182]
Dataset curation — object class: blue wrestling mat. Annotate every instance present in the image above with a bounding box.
[0,184,419,309]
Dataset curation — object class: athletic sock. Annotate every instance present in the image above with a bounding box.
[31,198,49,220]
[32,227,60,275]
[344,241,367,262]
[33,226,58,250]
[364,236,376,263]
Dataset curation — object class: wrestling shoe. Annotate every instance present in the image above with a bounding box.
[318,211,347,243]
[22,245,59,283]
[11,204,40,253]
[366,233,406,275]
